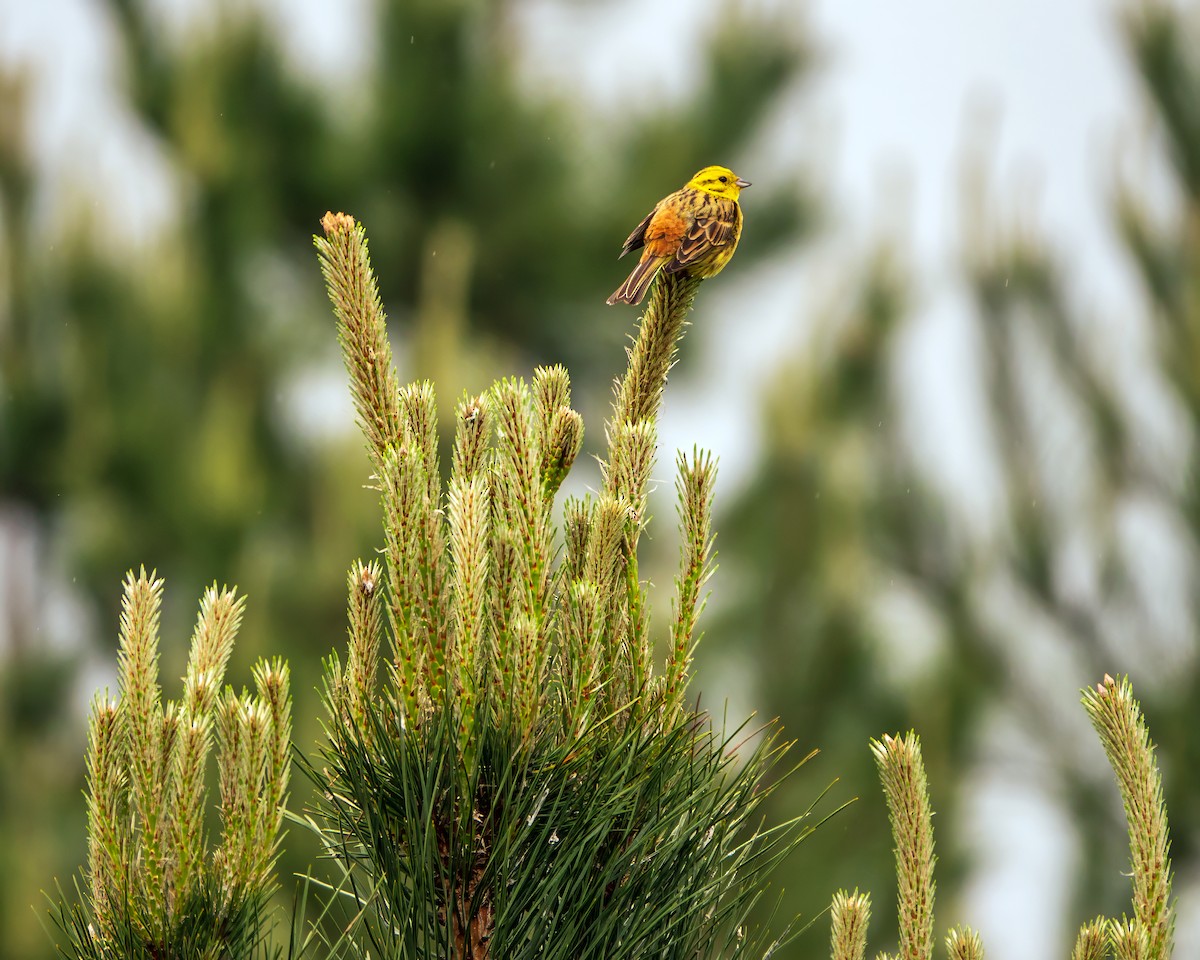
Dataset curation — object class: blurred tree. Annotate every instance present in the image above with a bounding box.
[705,2,1200,957]
[699,246,937,955]
[0,2,818,957]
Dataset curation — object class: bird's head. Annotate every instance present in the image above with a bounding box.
[687,165,751,200]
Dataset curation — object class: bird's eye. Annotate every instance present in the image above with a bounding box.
[719,176,728,183]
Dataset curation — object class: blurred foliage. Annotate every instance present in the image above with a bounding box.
[0,2,815,958]
[701,1,1200,957]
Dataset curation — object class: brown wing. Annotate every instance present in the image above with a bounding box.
[618,208,656,259]
[666,198,740,273]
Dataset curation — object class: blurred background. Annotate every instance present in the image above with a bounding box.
[1,0,1198,958]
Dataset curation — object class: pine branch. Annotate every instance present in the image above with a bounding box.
[302,214,814,960]
[116,569,170,923]
[533,365,583,504]
[84,696,126,943]
[256,658,292,873]
[870,732,935,960]
[380,440,429,720]
[316,211,403,475]
[344,559,384,734]
[1082,674,1175,960]
[944,926,984,960]
[1071,917,1108,960]
[830,889,871,960]
[401,382,451,704]
[453,392,491,482]
[1110,917,1152,960]
[175,585,245,900]
[666,446,718,720]
[448,472,490,759]
[584,494,635,715]
[608,272,701,430]
[492,377,553,736]
[61,571,290,959]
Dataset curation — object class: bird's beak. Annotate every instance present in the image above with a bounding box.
[735,177,751,188]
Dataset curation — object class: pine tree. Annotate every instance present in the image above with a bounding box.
[0,5,817,957]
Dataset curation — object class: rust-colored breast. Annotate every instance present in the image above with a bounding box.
[641,191,692,259]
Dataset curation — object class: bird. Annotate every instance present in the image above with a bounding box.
[606,165,750,306]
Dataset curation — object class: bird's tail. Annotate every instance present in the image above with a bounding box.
[606,256,668,306]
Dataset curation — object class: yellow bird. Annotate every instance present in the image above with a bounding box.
[607,165,750,306]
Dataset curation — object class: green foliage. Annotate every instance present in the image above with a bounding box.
[305,693,810,960]
[1081,676,1175,960]
[870,733,936,960]
[0,4,817,955]
[299,214,818,957]
[704,1,1200,952]
[829,890,870,960]
[828,676,1175,960]
[50,875,278,960]
[49,571,292,959]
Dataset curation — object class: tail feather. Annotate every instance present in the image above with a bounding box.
[606,256,669,306]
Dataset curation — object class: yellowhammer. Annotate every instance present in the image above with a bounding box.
[606,165,750,306]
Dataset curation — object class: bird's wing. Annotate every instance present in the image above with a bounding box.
[618,208,657,258]
[672,206,739,268]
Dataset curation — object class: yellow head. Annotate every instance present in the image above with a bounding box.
[687,165,751,200]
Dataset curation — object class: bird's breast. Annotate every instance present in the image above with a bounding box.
[643,202,690,256]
